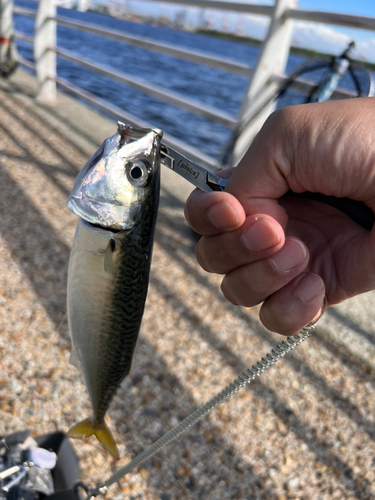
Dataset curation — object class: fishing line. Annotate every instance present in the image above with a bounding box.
[86,326,314,498]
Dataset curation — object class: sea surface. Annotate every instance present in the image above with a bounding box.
[14,1,374,160]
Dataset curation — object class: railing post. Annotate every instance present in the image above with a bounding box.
[34,0,56,101]
[0,0,14,57]
[231,0,298,166]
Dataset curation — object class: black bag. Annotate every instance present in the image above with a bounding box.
[0,431,81,500]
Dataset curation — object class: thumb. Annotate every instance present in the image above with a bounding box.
[226,99,375,223]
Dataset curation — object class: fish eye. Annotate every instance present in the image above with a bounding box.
[130,165,142,179]
[125,160,151,187]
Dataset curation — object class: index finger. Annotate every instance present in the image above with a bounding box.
[184,189,246,236]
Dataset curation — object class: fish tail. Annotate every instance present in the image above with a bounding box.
[67,417,120,460]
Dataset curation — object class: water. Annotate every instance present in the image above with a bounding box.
[13,2,373,160]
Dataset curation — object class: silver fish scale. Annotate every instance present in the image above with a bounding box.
[93,180,160,423]
[66,125,163,458]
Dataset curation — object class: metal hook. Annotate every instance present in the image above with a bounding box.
[74,481,90,499]
[74,481,107,499]
[88,483,108,499]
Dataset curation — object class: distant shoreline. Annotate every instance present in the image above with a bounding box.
[88,7,375,71]
[195,29,375,71]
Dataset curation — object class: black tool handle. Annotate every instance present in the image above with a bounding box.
[282,191,374,231]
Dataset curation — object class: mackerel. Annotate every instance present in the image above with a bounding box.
[66,123,162,459]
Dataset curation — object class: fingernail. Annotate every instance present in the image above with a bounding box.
[207,201,238,229]
[242,218,281,252]
[269,239,307,273]
[297,273,325,302]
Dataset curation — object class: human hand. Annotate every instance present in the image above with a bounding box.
[185,98,375,335]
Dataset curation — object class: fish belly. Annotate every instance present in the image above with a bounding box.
[67,217,153,423]
[67,218,116,417]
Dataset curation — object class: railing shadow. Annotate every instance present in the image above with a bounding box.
[0,79,373,499]
[0,164,69,332]
[147,270,374,499]
[0,97,278,500]
[326,306,375,347]
[1,76,102,159]
[155,193,375,439]
[0,93,82,182]
[110,334,274,499]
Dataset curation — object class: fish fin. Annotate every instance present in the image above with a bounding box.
[95,421,120,460]
[104,238,118,277]
[67,417,120,460]
[69,347,81,371]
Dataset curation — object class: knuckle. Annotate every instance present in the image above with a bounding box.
[220,279,238,306]
[215,243,236,273]
[260,298,307,336]
[196,237,237,274]
[195,239,215,273]
[222,269,264,308]
[239,265,271,297]
[259,304,283,333]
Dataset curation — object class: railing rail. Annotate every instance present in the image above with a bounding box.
[13,0,375,167]
[14,31,33,45]
[17,53,35,71]
[55,75,219,167]
[135,0,274,16]
[131,0,375,31]
[14,4,375,32]
[13,6,37,17]
[285,8,375,31]
[54,15,255,78]
[53,46,238,128]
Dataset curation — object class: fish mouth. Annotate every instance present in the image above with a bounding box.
[88,222,123,233]
[117,122,163,141]
[67,196,134,231]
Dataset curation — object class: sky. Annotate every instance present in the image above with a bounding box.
[297,0,375,61]
[121,0,375,63]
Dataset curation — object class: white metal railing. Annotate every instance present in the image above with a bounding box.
[54,46,237,128]
[140,0,274,16]
[285,8,375,31]
[54,15,254,77]
[141,0,375,31]
[12,0,374,166]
